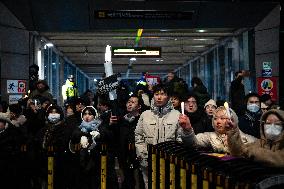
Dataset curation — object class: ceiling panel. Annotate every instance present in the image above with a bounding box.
[42,28,239,78]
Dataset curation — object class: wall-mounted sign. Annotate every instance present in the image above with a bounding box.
[145,75,161,86]
[9,94,23,104]
[262,61,272,77]
[7,80,27,94]
[262,61,272,70]
[112,47,161,58]
[95,10,193,20]
[257,77,278,101]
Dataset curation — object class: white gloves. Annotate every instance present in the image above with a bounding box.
[90,130,100,139]
[80,136,89,149]
[80,131,100,149]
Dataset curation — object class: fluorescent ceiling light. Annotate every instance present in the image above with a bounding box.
[196,29,207,33]
[191,45,205,48]
[193,38,213,41]
[130,57,136,61]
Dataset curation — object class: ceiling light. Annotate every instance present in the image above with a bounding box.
[196,29,207,33]
[160,29,169,32]
[192,45,205,48]
[130,57,136,61]
[94,78,97,82]
[193,38,213,41]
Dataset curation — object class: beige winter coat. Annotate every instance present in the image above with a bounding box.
[135,100,186,166]
[228,109,284,167]
[185,130,256,153]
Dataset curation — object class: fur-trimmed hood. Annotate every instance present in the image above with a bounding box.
[259,109,284,148]
[150,98,174,117]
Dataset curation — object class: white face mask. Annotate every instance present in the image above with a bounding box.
[247,104,260,113]
[48,113,61,123]
[264,124,283,141]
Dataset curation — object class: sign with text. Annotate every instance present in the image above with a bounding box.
[9,94,23,104]
[257,77,278,101]
[95,10,193,20]
[261,69,272,77]
[7,80,27,94]
[262,61,272,70]
[112,47,161,58]
[145,75,161,86]
[97,74,120,94]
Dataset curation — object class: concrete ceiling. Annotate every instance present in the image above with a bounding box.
[42,28,237,78]
[1,0,279,79]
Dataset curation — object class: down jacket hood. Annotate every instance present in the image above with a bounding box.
[260,109,284,148]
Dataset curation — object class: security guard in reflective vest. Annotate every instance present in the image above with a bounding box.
[62,75,78,103]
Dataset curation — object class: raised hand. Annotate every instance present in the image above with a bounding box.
[178,114,192,132]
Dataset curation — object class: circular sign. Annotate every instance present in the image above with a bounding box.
[260,79,273,92]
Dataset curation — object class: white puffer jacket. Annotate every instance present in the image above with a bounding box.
[135,99,186,166]
[184,130,256,153]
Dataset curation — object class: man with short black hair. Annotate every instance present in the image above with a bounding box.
[135,84,190,188]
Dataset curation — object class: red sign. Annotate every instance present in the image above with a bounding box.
[257,77,278,101]
[18,80,27,93]
[145,75,161,86]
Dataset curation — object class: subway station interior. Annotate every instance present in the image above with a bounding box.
[1,0,284,189]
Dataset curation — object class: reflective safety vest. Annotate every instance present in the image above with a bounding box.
[66,86,78,98]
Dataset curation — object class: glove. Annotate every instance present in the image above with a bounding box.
[80,136,89,149]
[90,130,100,139]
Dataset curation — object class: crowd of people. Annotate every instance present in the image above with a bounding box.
[0,70,283,189]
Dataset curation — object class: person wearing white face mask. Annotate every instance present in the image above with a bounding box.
[238,93,262,138]
[226,109,284,167]
[36,105,71,189]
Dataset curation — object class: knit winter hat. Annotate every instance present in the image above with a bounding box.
[204,99,217,109]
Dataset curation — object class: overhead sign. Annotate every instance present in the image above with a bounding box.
[97,74,120,94]
[257,77,278,101]
[112,47,161,58]
[95,10,193,20]
[7,80,27,94]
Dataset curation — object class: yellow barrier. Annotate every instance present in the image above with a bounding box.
[47,146,54,189]
[101,144,107,189]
